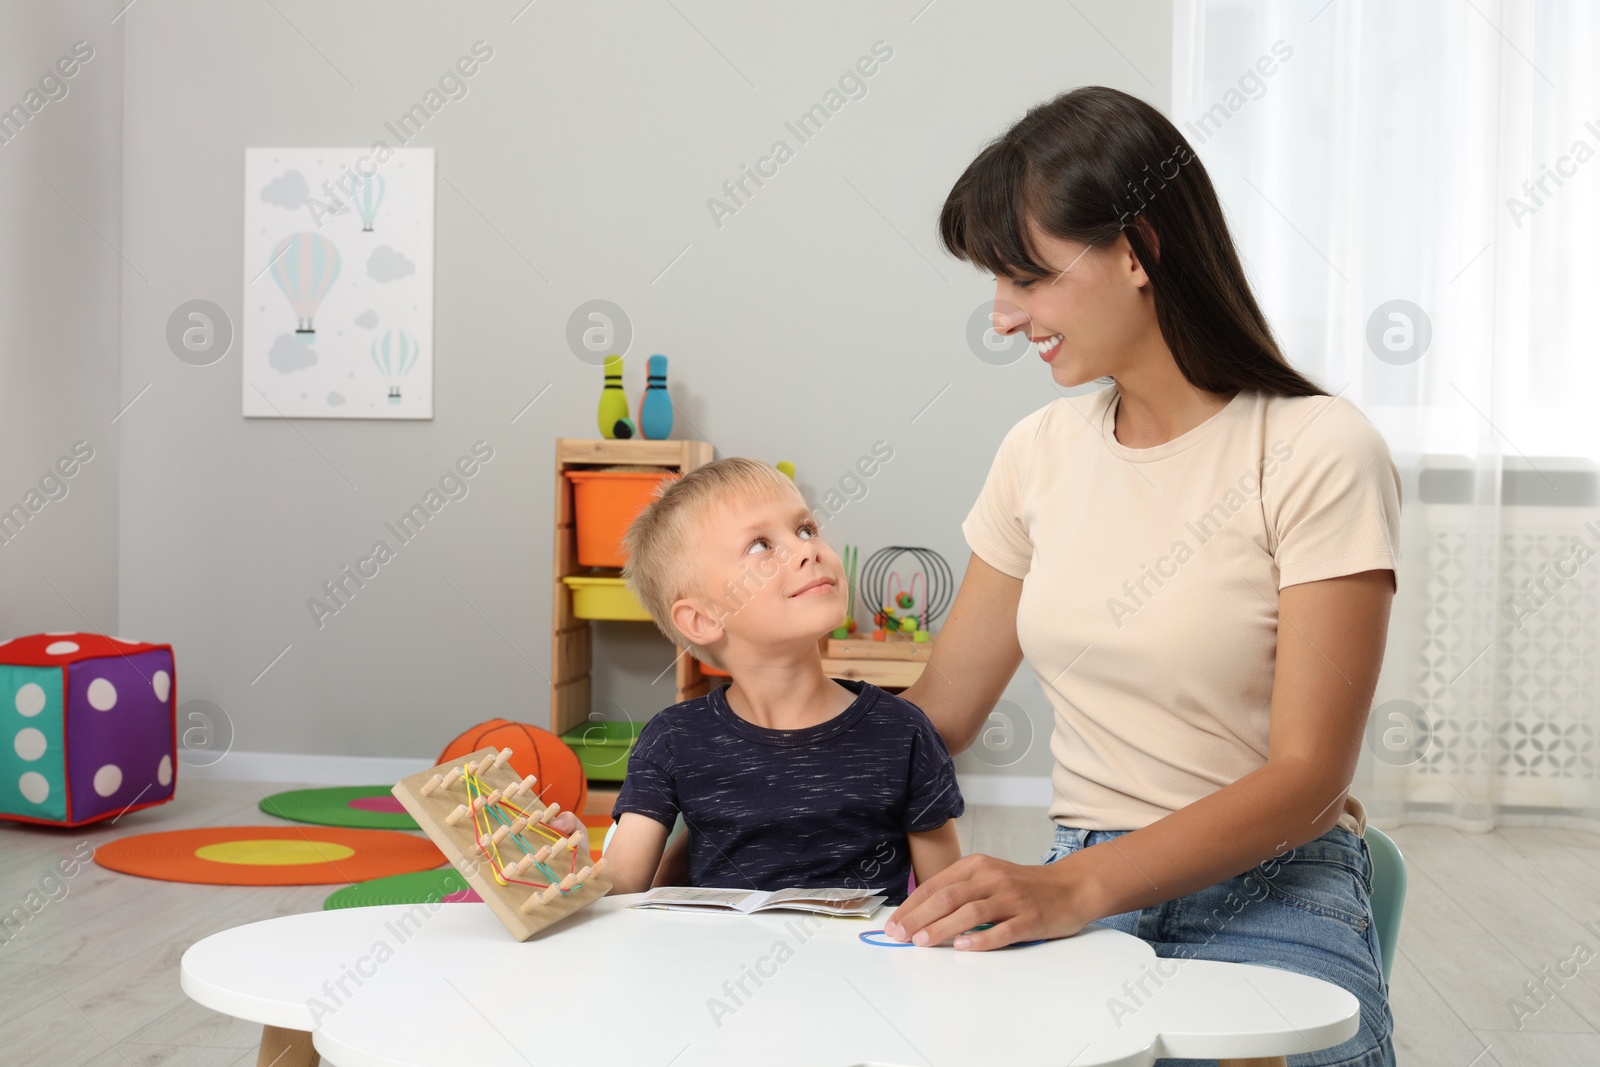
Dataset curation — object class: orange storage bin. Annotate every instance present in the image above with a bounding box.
[567,469,680,568]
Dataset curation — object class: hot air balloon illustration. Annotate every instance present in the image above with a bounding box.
[353,171,385,233]
[371,329,420,404]
[270,232,341,341]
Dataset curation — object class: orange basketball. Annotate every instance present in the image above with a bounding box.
[437,720,588,814]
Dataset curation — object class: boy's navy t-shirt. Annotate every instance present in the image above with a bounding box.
[612,678,963,905]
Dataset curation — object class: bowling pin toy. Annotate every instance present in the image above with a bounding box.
[637,353,673,440]
[597,355,635,439]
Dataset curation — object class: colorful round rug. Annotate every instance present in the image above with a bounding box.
[95,827,444,886]
[581,813,612,864]
[259,786,419,830]
[323,867,482,910]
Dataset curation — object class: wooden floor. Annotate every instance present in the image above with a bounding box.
[3,781,1599,1065]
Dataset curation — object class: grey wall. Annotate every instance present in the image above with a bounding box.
[0,5,122,638]
[108,0,1172,775]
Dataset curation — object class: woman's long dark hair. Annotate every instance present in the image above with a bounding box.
[939,86,1325,398]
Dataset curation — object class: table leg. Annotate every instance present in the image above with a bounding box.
[257,1024,319,1067]
[1219,1058,1287,1067]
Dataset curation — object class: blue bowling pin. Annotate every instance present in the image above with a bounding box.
[638,353,673,440]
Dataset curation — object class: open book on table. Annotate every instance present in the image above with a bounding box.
[627,886,888,918]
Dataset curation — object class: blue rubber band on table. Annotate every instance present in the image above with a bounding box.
[859,929,915,947]
[859,923,1047,948]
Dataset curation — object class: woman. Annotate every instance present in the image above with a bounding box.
[886,87,1399,1067]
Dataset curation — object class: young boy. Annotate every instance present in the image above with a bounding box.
[551,457,962,904]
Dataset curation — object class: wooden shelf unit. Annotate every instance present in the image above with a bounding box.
[817,654,928,690]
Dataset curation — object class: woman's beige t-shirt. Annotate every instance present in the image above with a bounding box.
[962,386,1401,837]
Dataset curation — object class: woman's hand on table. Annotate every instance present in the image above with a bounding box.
[883,852,1097,951]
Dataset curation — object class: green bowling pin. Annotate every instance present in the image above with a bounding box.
[597,354,635,439]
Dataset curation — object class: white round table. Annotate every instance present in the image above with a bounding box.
[183,896,1359,1067]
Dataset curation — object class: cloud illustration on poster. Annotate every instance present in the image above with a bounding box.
[327,391,346,406]
[355,309,378,328]
[261,170,310,209]
[269,334,317,372]
[367,246,415,283]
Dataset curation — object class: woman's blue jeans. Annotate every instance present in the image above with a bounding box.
[1043,825,1396,1066]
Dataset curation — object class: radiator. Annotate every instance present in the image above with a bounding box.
[1407,459,1598,810]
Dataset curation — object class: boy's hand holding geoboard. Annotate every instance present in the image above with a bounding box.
[628,886,888,918]
[392,745,612,940]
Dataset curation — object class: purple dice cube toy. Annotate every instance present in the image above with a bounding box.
[0,632,176,826]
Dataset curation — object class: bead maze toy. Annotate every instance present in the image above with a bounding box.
[827,546,953,659]
[391,746,611,940]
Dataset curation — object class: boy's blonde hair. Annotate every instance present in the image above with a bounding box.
[621,457,802,671]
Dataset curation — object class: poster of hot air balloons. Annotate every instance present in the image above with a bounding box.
[241,147,435,419]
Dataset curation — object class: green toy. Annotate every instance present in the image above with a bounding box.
[597,354,636,439]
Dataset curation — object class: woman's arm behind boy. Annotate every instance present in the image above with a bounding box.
[908,820,962,887]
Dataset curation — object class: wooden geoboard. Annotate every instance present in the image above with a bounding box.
[391,746,611,940]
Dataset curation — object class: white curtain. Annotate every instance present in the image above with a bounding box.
[1172,0,1600,829]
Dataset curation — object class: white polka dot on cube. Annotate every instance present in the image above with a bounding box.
[158,754,173,787]
[19,772,49,804]
[15,683,46,717]
[93,764,122,797]
[152,671,170,703]
[14,728,45,761]
[45,641,79,655]
[87,678,117,711]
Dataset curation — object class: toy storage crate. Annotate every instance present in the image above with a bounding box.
[560,721,645,782]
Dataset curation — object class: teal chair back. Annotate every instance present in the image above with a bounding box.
[1364,826,1406,982]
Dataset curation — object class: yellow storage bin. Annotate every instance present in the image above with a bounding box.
[563,576,651,621]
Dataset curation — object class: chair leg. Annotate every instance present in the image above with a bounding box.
[257,1024,319,1067]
